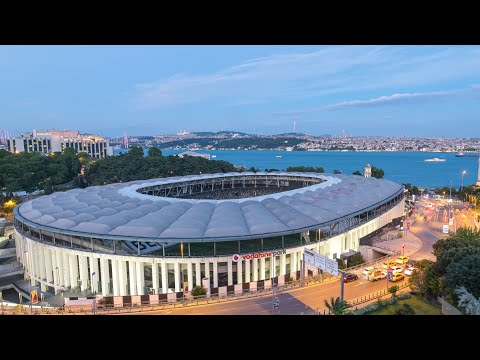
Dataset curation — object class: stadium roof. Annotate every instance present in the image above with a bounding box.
[16,172,403,242]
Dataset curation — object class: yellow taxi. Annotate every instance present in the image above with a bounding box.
[396,256,409,264]
[390,273,405,282]
[382,261,396,269]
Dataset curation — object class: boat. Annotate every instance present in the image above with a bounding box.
[275,155,282,158]
[424,158,446,162]
[455,152,464,157]
[211,155,217,158]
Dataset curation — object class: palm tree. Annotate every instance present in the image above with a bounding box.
[324,296,351,315]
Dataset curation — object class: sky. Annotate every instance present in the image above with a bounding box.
[1,45,480,138]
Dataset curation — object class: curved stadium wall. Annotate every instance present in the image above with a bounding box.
[13,172,405,297]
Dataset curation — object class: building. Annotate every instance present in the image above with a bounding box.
[177,150,210,160]
[7,129,113,159]
[13,172,404,300]
[364,164,372,177]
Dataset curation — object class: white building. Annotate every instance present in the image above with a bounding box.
[177,150,210,160]
[364,164,372,177]
[7,129,113,159]
[13,172,404,299]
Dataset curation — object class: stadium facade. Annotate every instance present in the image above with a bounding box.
[13,172,405,297]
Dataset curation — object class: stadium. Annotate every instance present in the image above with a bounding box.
[13,171,405,298]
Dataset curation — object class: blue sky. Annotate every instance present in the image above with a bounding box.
[1,45,480,137]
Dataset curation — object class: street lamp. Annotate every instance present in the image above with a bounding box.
[55,266,60,294]
[461,170,466,191]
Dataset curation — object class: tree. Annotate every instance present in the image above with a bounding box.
[352,170,362,176]
[347,252,365,267]
[435,246,480,275]
[410,259,440,299]
[191,285,207,297]
[432,228,480,259]
[444,255,480,298]
[43,179,54,195]
[395,303,416,315]
[147,147,162,158]
[455,286,480,315]
[371,166,384,179]
[388,285,399,299]
[286,166,324,173]
[324,296,351,315]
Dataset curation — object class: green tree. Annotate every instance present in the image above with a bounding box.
[371,166,384,179]
[352,170,362,176]
[395,303,416,315]
[388,285,399,299]
[43,179,54,195]
[410,259,440,299]
[286,166,324,173]
[432,228,480,259]
[347,252,365,267]
[147,147,162,158]
[324,296,351,315]
[444,255,480,298]
[435,246,480,275]
[191,285,207,297]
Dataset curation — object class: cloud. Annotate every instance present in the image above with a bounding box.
[130,46,480,110]
[275,84,480,116]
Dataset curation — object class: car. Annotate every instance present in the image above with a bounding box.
[389,273,405,282]
[343,273,359,283]
[382,261,396,269]
[362,266,374,276]
[396,256,409,264]
[405,259,417,268]
[389,266,403,273]
[404,267,418,276]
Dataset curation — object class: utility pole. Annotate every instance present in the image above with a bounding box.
[339,270,345,303]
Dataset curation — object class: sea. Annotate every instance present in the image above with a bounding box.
[114,149,480,189]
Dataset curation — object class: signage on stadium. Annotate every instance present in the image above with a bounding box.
[241,249,286,260]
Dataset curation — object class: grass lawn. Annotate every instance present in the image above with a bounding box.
[368,295,442,315]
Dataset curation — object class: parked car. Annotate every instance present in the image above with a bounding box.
[389,273,405,282]
[382,261,396,269]
[396,256,409,264]
[389,266,403,273]
[362,266,374,276]
[404,267,418,276]
[343,273,359,283]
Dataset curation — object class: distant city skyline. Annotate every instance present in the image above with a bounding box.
[1,45,480,137]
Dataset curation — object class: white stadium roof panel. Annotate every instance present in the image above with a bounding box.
[16,172,403,241]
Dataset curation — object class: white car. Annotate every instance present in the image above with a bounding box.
[389,266,403,273]
[363,266,374,276]
[404,267,417,276]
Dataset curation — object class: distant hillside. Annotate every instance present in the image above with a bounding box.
[161,137,306,149]
[192,131,253,137]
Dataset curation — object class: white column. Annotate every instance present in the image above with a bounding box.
[292,252,298,272]
[100,258,110,296]
[51,250,58,292]
[270,256,276,278]
[79,256,89,291]
[245,259,250,283]
[39,246,46,280]
[91,257,99,293]
[152,261,159,295]
[136,261,145,295]
[128,260,137,295]
[118,260,128,296]
[252,258,258,281]
[213,260,218,288]
[35,245,42,280]
[70,254,79,289]
[204,261,210,284]
[260,258,266,280]
[111,259,119,296]
[280,254,286,276]
[55,250,64,287]
[174,262,180,292]
[237,259,243,285]
[227,259,233,286]
[161,262,167,294]
[45,248,53,284]
[187,261,193,291]
[62,252,70,288]
[195,262,201,288]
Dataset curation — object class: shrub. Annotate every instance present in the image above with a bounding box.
[396,303,416,315]
[191,285,207,297]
